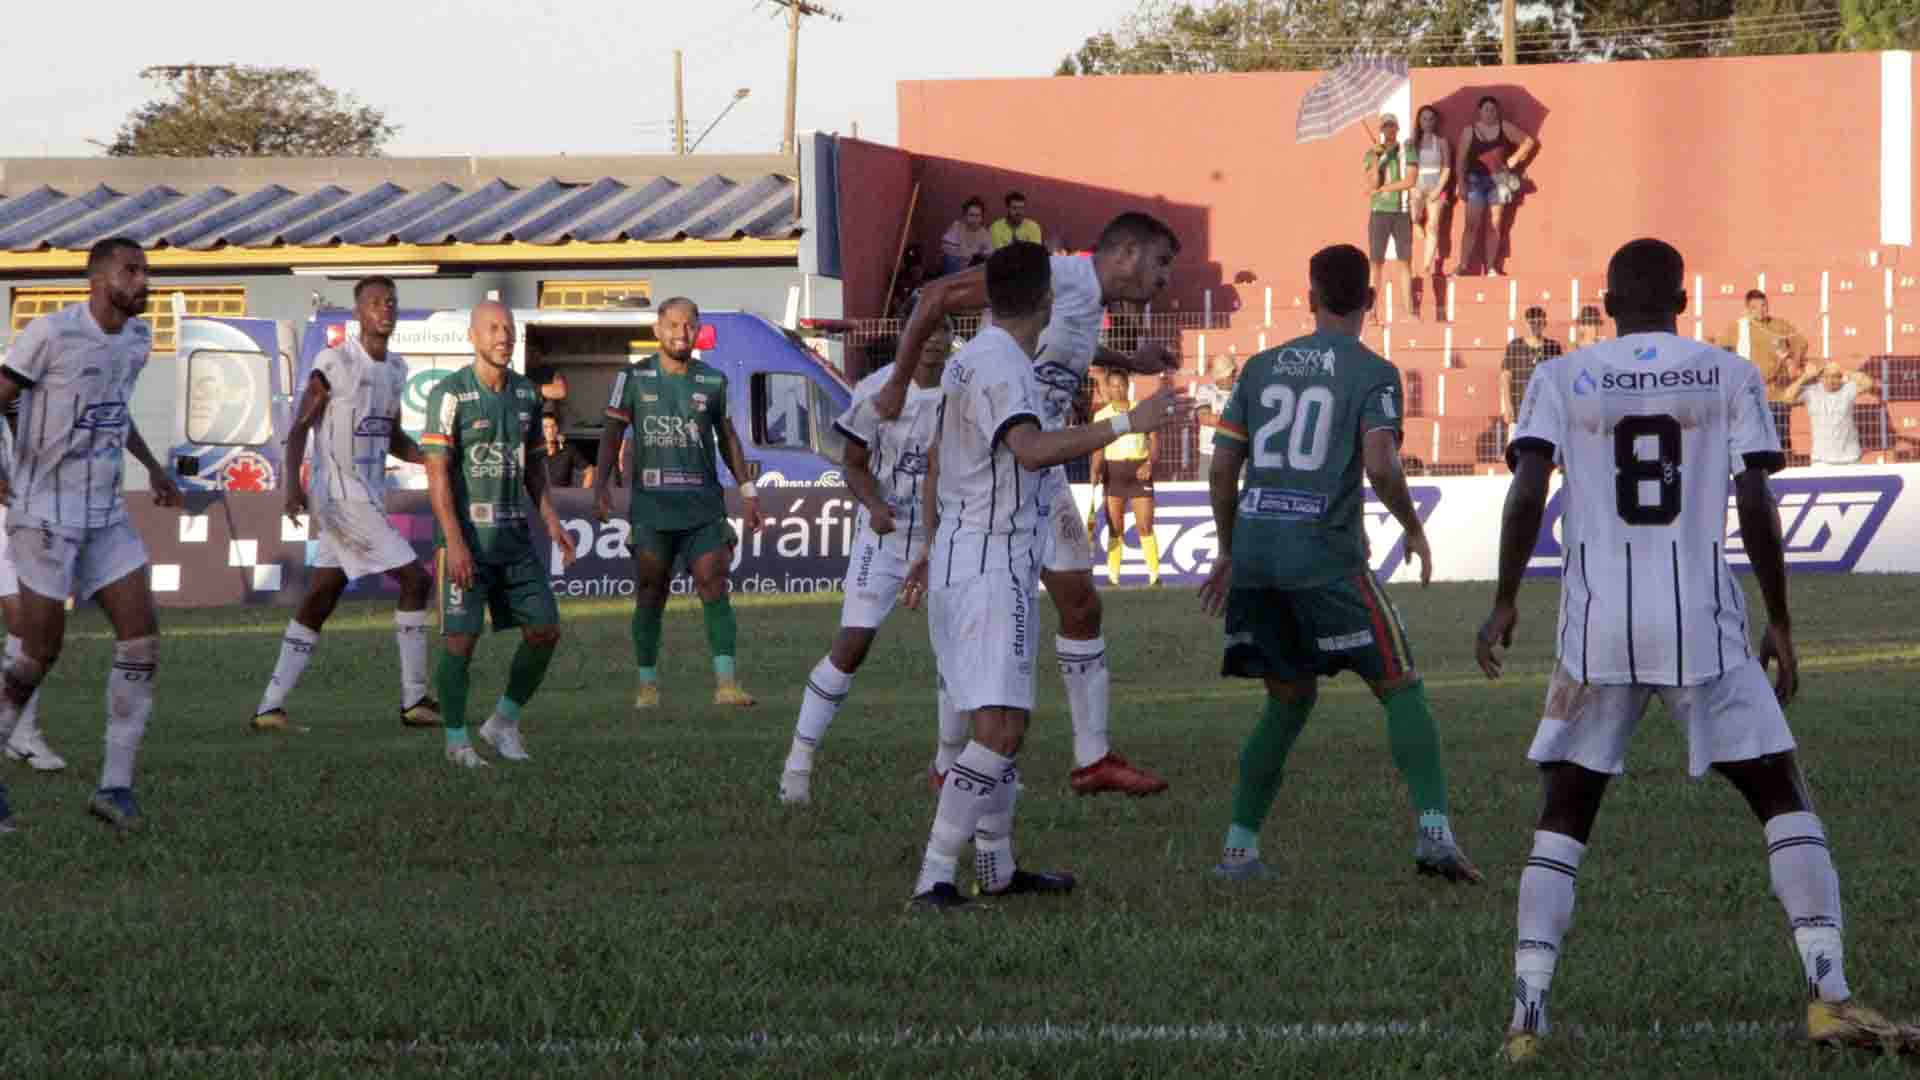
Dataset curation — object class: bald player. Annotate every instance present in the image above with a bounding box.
[420,302,575,769]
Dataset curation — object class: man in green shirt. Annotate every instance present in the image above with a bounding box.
[1199,243,1478,884]
[593,297,766,708]
[1363,114,1419,323]
[423,302,576,769]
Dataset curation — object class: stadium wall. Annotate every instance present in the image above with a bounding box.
[895,52,1917,316]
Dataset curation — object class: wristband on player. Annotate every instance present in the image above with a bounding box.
[1109,413,1132,437]
[740,482,758,499]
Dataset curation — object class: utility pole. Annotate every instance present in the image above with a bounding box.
[1501,0,1518,65]
[769,0,842,155]
[673,50,687,154]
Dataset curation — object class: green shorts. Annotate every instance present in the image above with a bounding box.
[629,516,737,573]
[1222,571,1416,684]
[439,550,559,636]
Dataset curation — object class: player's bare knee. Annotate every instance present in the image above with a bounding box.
[973,708,1029,756]
[442,633,479,658]
[1051,578,1102,638]
[524,625,561,650]
[1370,671,1420,701]
[693,577,729,604]
[1265,677,1317,704]
[829,629,875,673]
[393,562,432,608]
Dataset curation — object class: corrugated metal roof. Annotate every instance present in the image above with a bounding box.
[0,172,798,252]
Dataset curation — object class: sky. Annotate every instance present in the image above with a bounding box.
[0,0,1136,159]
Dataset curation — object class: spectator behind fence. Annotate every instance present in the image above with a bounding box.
[537,413,594,488]
[1573,305,1606,347]
[1194,354,1238,473]
[1362,112,1419,322]
[1502,306,1563,436]
[990,191,1044,250]
[1786,360,1876,465]
[1454,94,1537,277]
[1715,289,1807,450]
[939,196,993,274]
[1409,105,1452,277]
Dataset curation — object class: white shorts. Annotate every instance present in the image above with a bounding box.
[1527,660,1797,778]
[312,499,418,581]
[0,517,15,597]
[929,567,1039,714]
[838,535,911,630]
[6,520,148,603]
[1040,482,1093,575]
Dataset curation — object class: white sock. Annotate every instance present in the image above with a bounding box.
[394,609,430,709]
[787,656,853,774]
[102,637,156,791]
[4,635,42,745]
[1765,811,1851,1002]
[913,740,1009,896]
[1057,635,1110,768]
[1511,830,1585,1035]
[257,620,320,714]
[0,648,47,747]
[933,679,967,775]
[974,761,1022,893]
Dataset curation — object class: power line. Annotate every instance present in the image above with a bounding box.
[1102,20,1846,62]
[1112,9,1844,54]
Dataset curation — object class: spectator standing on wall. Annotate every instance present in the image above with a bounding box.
[1501,306,1562,440]
[991,191,1044,250]
[940,197,994,274]
[1785,360,1875,465]
[1454,95,1537,277]
[1363,113,1419,323]
[1409,105,1452,277]
[1715,290,1807,450]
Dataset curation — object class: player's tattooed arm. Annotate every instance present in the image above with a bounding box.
[1004,385,1192,471]
[1362,428,1430,585]
[840,438,894,535]
[718,418,765,533]
[126,422,183,508]
[1735,468,1797,704]
[283,373,331,522]
[1093,343,1178,376]
[877,269,987,420]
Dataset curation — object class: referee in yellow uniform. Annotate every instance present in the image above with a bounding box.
[1090,370,1161,586]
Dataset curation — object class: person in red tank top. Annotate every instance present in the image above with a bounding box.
[1452,95,1537,276]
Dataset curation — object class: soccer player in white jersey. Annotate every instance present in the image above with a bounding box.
[875,212,1181,798]
[904,243,1191,908]
[0,397,64,773]
[250,276,437,733]
[778,324,955,806]
[0,237,182,832]
[1478,239,1908,1061]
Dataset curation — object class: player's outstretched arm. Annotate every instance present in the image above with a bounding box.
[840,439,894,536]
[874,270,987,420]
[1735,467,1797,704]
[283,373,330,522]
[1476,448,1553,678]
[1003,385,1192,472]
[1361,428,1431,585]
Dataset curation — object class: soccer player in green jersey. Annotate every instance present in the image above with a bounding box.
[1198,243,1480,884]
[422,302,576,769]
[593,297,766,708]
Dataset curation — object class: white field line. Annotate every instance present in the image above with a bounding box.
[5,1019,1804,1068]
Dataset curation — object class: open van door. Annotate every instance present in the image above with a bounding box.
[136,316,294,495]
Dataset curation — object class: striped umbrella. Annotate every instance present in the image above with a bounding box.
[1295,55,1409,144]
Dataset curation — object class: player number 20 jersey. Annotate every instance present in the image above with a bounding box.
[1509,333,1785,687]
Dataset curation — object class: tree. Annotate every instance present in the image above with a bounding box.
[1056,0,1919,74]
[102,66,396,158]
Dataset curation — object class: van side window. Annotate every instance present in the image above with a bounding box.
[185,349,275,446]
[751,372,813,450]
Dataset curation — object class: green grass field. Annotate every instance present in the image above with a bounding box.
[3,573,1918,1077]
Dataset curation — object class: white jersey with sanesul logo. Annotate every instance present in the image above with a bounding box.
[982,254,1105,501]
[1510,332,1784,688]
[308,337,407,512]
[0,303,150,532]
[833,369,942,561]
[930,325,1048,587]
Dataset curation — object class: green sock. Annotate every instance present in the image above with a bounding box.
[702,596,737,668]
[1226,693,1313,851]
[631,604,664,670]
[500,640,556,717]
[436,653,471,740]
[1382,679,1450,819]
